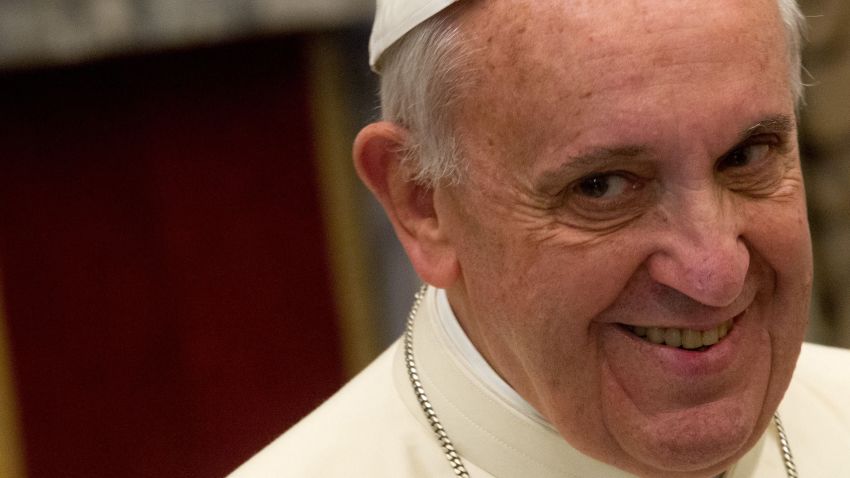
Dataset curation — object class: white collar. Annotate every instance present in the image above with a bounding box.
[397,287,769,477]
[434,288,548,425]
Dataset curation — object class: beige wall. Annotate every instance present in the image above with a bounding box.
[0,0,373,68]
[798,0,850,347]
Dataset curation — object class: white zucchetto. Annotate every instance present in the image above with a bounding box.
[369,0,462,72]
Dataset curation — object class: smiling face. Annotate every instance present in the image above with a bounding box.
[434,0,813,476]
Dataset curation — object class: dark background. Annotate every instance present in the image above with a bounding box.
[0,2,847,477]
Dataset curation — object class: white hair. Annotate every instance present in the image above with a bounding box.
[379,0,807,188]
[379,11,472,186]
[777,0,807,103]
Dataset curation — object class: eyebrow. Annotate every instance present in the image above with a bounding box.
[740,114,795,141]
[549,146,651,176]
[534,146,650,193]
[534,114,796,191]
[551,145,650,176]
[562,114,795,166]
[569,145,648,164]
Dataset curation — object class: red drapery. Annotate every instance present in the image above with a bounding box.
[0,36,345,477]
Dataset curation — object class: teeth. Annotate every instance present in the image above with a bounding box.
[647,327,665,344]
[681,329,702,350]
[718,321,729,339]
[630,320,734,350]
[664,328,682,347]
[701,328,719,346]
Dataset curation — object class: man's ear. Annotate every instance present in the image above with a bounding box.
[353,122,459,288]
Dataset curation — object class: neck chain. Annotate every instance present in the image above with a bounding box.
[403,286,470,477]
[403,285,798,477]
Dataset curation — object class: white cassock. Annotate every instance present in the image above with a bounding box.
[229,286,850,477]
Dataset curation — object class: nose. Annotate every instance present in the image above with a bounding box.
[645,192,749,308]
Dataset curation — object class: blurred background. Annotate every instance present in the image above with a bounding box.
[0,1,846,477]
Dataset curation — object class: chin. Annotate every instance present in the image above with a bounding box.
[616,402,769,477]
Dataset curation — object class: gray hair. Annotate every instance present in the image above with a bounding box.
[379,11,472,187]
[379,0,807,188]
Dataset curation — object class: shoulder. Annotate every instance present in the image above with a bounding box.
[793,342,850,397]
[778,343,850,475]
[227,341,451,478]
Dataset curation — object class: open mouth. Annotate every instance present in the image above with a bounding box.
[625,319,734,351]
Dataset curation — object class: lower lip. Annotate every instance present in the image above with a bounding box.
[617,315,743,378]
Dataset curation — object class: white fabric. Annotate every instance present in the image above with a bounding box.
[369,0,461,71]
[229,286,850,477]
[435,288,547,424]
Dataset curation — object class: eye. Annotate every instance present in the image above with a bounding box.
[561,171,650,230]
[717,143,770,171]
[576,173,632,199]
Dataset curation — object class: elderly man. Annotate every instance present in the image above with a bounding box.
[232,0,850,476]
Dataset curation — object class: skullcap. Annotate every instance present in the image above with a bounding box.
[369,0,462,72]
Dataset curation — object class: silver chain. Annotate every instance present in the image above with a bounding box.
[404,284,470,477]
[403,285,797,477]
[773,412,798,477]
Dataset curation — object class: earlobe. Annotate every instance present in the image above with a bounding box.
[353,122,459,288]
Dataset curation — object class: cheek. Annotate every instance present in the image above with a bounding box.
[743,199,813,293]
[742,199,811,379]
[469,231,656,391]
[524,236,653,322]
[459,213,656,333]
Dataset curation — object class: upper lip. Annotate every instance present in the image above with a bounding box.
[615,297,753,332]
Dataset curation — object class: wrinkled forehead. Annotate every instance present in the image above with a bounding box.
[371,0,788,72]
[449,0,792,153]
[459,0,786,78]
